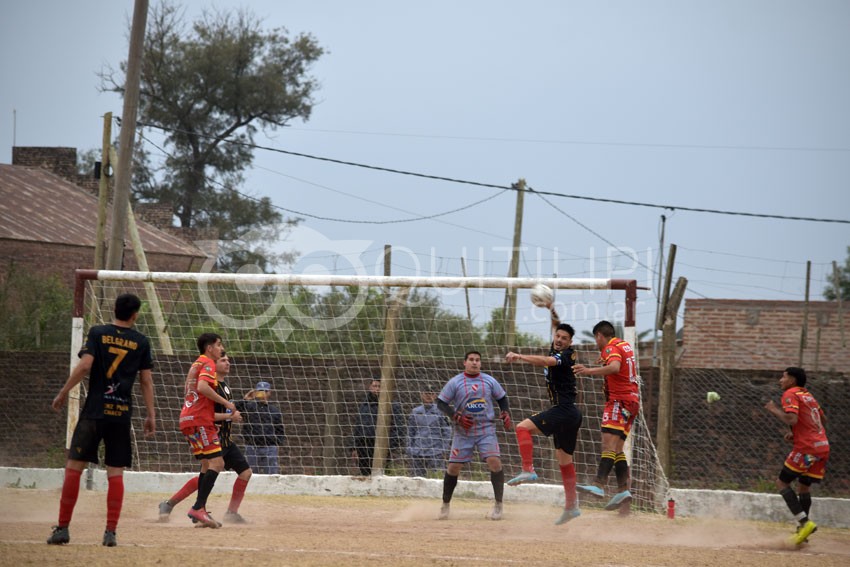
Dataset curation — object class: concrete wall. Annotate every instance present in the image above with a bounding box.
[3,467,848,529]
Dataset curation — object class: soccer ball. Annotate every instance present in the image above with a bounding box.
[530,284,553,307]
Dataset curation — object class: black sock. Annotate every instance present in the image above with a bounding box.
[194,469,219,510]
[780,486,805,521]
[491,470,505,503]
[799,492,812,517]
[442,472,458,504]
[596,451,615,485]
[614,453,629,491]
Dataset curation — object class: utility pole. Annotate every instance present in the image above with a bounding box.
[833,261,846,348]
[657,276,687,476]
[504,179,525,348]
[651,214,667,367]
[798,260,811,366]
[94,112,112,272]
[106,0,148,270]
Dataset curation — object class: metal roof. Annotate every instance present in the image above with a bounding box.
[0,164,205,259]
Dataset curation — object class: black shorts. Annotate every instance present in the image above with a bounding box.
[529,404,583,455]
[68,417,133,468]
[222,443,251,474]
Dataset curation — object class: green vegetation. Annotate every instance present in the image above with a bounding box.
[0,264,72,351]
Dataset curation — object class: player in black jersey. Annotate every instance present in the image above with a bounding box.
[47,293,155,546]
[503,304,583,525]
[159,352,254,524]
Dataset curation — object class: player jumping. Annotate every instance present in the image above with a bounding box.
[504,303,583,525]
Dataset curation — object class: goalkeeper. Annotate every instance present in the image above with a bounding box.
[504,304,584,526]
[436,350,512,521]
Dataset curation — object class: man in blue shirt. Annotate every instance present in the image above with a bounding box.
[406,387,451,477]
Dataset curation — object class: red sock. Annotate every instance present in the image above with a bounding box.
[169,475,200,506]
[516,428,534,472]
[228,477,249,513]
[560,463,577,509]
[57,467,83,527]
[106,475,124,532]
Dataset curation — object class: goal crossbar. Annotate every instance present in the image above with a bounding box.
[75,270,640,325]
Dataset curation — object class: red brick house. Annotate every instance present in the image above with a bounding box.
[680,298,846,372]
[0,147,207,290]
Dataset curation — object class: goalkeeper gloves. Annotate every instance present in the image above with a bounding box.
[453,412,473,430]
[500,410,513,431]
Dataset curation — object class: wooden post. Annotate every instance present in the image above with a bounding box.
[656,244,677,331]
[460,256,472,323]
[109,147,173,355]
[657,276,687,476]
[106,0,148,270]
[322,367,343,475]
[382,244,391,322]
[504,179,525,348]
[798,260,811,366]
[833,261,846,348]
[94,112,112,272]
[371,286,409,476]
[89,112,113,324]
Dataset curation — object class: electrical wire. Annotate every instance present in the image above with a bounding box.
[135,120,850,225]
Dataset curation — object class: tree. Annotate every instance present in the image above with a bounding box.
[99,1,324,271]
[0,263,72,351]
[823,246,850,301]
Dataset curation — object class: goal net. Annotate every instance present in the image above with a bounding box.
[70,270,668,512]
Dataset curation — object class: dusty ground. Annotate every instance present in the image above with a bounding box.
[1,487,848,566]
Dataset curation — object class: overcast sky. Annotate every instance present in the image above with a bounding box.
[2,1,849,338]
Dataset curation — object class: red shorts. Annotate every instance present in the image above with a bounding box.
[601,399,640,439]
[784,449,829,480]
[182,425,223,460]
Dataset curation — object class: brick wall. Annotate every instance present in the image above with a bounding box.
[3,351,847,496]
[135,203,174,229]
[680,299,846,371]
[12,146,100,197]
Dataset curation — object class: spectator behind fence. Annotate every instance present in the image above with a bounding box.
[235,381,285,474]
[406,387,451,477]
[349,377,404,476]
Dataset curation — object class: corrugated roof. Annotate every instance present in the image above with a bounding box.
[0,164,205,258]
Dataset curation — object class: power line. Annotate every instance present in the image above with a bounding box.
[136,120,850,225]
[284,126,850,153]
[136,129,508,224]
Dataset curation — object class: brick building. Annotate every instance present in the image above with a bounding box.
[0,147,208,289]
[680,298,846,372]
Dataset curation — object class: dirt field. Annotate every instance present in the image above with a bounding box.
[2,487,849,566]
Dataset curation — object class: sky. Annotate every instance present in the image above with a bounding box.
[2,1,849,339]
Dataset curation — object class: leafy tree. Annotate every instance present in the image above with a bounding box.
[483,307,544,351]
[823,246,850,301]
[99,0,324,271]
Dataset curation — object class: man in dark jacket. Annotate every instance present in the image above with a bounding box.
[234,381,285,474]
[350,378,404,475]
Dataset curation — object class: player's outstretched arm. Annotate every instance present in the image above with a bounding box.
[51,354,94,411]
[506,351,557,367]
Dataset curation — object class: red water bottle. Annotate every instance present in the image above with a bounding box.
[667,498,675,519]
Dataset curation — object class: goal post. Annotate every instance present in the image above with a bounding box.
[71,269,666,511]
